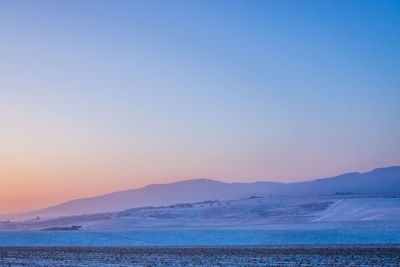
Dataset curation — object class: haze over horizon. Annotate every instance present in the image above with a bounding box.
[1,1,400,213]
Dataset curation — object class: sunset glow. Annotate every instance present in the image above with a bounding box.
[1,0,399,214]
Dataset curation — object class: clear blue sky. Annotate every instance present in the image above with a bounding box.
[0,0,399,212]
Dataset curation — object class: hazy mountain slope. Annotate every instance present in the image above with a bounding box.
[34,179,282,217]
[3,166,400,219]
[285,167,400,195]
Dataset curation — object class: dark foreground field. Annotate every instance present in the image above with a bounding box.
[0,245,399,266]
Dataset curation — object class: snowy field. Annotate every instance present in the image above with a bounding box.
[1,245,399,266]
[1,229,400,246]
[1,195,400,265]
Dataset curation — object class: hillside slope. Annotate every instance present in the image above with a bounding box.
[3,166,400,219]
[1,194,400,231]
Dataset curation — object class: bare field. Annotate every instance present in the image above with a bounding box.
[0,245,399,266]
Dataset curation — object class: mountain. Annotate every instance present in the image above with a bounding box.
[3,166,400,219]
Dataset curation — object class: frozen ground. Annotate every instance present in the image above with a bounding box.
[0,245,399,266]
[0,229,400,246]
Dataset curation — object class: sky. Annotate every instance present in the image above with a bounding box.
[0,0,399,213]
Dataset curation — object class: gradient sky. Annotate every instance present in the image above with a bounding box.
[1,0,400,213]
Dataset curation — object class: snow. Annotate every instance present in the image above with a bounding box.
[1,195,400,246]
[1,195,400,232]
[0,229,400,246]
[313,197,400,222]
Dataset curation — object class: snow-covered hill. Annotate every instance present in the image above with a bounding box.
[2,194,400,231]
[2,166,400,219]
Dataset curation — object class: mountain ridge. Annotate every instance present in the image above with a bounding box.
[2,166,400,219]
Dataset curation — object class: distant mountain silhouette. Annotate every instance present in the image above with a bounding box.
[5,166,400,219]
